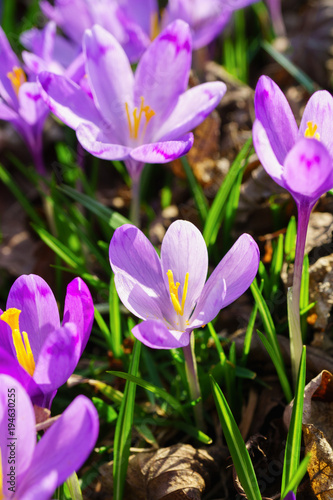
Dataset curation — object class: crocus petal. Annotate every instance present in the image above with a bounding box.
[190,234,259,328]
[120,0,158,38]
[283,138,333,202]
[161,220,208,322]
[298,90,333,158]
[84,25,134,143]
[191,11,232,49]
[76,121,131,160]
[6,274,60,359]
[38,71,102,130]
[16,395,99,499]
[33,323,81,395]
[252,119,285,189]
[254,75,298,164]
[0,375,36,481]
[130,133,194,163]
[134,20,192,135]
[63,278,94,354]
[109,224,169,320]
[157,82,226,141]
[0,99,18,120]
[18,82,48,126]
[0,27,21,107]
[132,319,190,349]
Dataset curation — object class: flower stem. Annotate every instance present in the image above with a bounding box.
[182,334,205,431]
[289,202,311,385]
[130,175,141,227]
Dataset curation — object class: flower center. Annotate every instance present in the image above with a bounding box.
[150,11,160,40]
[125,96,155,141]
[7,67,27,97]
[1,308,35,377]
[304,121,320,140]
[166,270,189,316]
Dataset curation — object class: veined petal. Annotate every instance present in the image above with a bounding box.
[76,121,131,160]
[298,90,333,158]
[132,320,190,349]
[191,11,232,49]
[157,82,226,141]
[161,220,208,322]
[134,20,192,135]
[252,119,285,189]
[6,274,60,360]
[0,27,21,108]
[0,375,36,482]
[84,25,135,143]
[130,133,194,163]
[18,82,48,126]
[63,278,94,354]
[33,323,81,395]
[283,138,333,202]
[38,71,102,130]
[190,234,259,328]
[16,395,98,499]
[109,224,169,320]
[254,75,298,164]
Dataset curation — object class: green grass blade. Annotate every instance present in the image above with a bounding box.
[109,275,123,359]
[270,233,284,296]
[203,137,253,247]
[181,156,209,224]
[207,322,227,366]
[65,473,83,500]
[108,371,186,418]
[257,331,292,402]
[210,375,262,500]
[113,340,141,500]
[282,453,311,498]
[241,302,258,366]
[58,185,130,229]
[285,216,296,262]
[281,346,306,497]
[261,41,317,93]
[94,308,114,352]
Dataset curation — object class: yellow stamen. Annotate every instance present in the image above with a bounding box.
[125,96,155,140]
[7,67,27,97]
[167,270,189,316]
[0,448,3,500]
[150,11,160,40]
[1,308,35,377]
[304,121,320,140]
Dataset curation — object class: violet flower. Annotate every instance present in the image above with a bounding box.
[0,274,94,409]
[0,27,48,174]
[162,0,259,49]
[38,21,226,224]
[284,493,296,500]
[0,374,98,499]
[40,0,158,63]
[109,220,259,426]
[253,75,333,379]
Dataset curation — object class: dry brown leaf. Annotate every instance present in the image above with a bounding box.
[284,370,333,499]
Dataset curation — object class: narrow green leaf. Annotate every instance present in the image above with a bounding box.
[181,156,209,224]
[108,370,186,417]
[207,322,227,366]
[109,275,123,359]
[285,216,296,262]
[281,346,306,497]
[210,375,262,500]
[282,453,311,498]
[94,308,113,353]
[270,233,284,295]
[65,473,83,500]
[113,340,141,500]
[241,302,258,366]
[203,137,253,247]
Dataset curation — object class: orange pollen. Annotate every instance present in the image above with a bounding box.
[125,96,155,140]
[304,121,320,140]
[166,270,189,316]
[7,67,27,97]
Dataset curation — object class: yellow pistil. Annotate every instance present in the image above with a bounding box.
[304,121,320,140]
[7,67,27,97]
[125,96,155,140]
[167,270,189,316]
[150,11,160,40]
[1,308,35,377]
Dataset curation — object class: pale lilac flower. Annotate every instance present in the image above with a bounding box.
[40,0,158,62]
[109,220,259,349]
[0,274,94,408]
[38,21,226,182]
[162,0,259,49]
[253,75,333,376]
[0,374,98,500]
[0,28,48,173]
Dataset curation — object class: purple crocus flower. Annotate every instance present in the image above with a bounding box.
[0,274,94,409]
[38,21,226,181]
[109,220,259,349]
[253,75,333,377]
[162,0,259,49]
[284,493,296,500]
[40,0,158,63]
[0,27,48,174]
[0,374,98,499]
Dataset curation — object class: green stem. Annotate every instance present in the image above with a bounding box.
[182,334,205,431]
[130,176,141,227]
